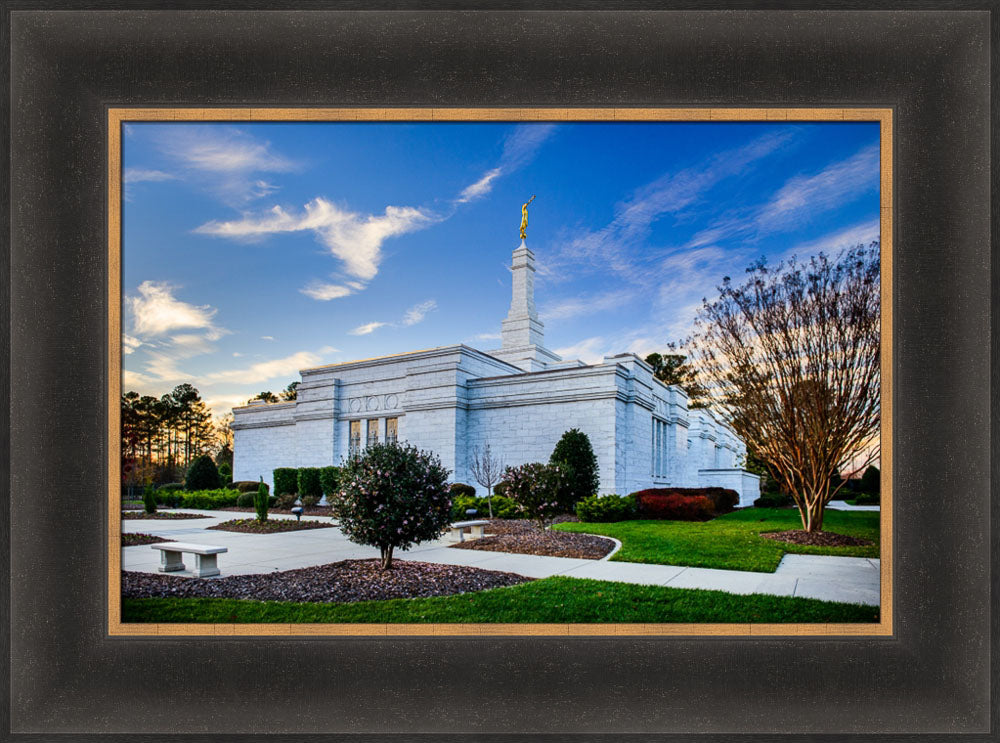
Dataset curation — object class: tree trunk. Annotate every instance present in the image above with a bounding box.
[798,496,826,533]
[379,545,394,570]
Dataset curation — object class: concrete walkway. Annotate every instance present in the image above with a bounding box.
[123,510,880,606]
[826,501,881,512]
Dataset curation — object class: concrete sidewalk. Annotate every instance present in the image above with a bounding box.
[122,509,880,606]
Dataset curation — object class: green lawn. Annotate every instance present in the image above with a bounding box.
[553,508,880,573]
[123,576,878,624]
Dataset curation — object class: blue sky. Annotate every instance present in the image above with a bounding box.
[121,120,880,416]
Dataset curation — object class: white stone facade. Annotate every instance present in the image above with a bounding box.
[233,241,760,506]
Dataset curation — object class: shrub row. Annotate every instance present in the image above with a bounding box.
[273,466,340,497]
[449,494,520,521]
[154,488,241,510]
[629,487,738,516]
[753,492,793,508]
[575,494,636,522]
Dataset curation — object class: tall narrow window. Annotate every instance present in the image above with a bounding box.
[386,417,398,445]
[349,420,361,457]
[367,419,379,448]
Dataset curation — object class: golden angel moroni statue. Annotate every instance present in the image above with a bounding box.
[520,194,536,240]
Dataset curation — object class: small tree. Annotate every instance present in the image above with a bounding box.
[469,444,504,517]
[185,454,220,491]
[142,483,157,514]
[217,461,233,485]
[254,478,269,522]
[549,429,599,510]
[335,442,451,570]
[501,462,565,531]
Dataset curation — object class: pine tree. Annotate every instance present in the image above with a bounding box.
[549,429,599,511]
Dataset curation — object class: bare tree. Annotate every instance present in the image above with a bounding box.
[687,244,881,532]
[469,443,505,518]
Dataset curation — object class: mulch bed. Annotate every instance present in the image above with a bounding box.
[122,559,532,603]
[122,512,208,520]
[450,519,615,560]
[219,506,335,517]
[122,533,169,547]
[760,530,874,547]
[207,518,334,534]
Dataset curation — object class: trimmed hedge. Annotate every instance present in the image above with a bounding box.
[156,483,184,492]
[575,494,636,523]
[449,482,476,499]
[636,492,715,521]
[754,492,793,508]
[230,480,268,494]
[449,494,520,521]
[319,466,340,497]
[297,467,323,498]
[155,489,241,510]
[274,493,297,510]
[273,468,298,496]
[629,487,739,517]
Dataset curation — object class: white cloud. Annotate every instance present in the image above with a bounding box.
[552,336,607,365]
[127,281,220,337]
[203,350,323,385]
[349,321,389,336]
[260,335,275,341]
[454,124,556,203]
[402,299,437,326]
[196,198,435,282]
[300,281,355,301]
[472,332,501,341]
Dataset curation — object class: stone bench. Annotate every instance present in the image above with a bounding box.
[151,542,228,578]
[449,520,490,542]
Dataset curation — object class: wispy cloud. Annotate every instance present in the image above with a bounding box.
[402,299,437,326]
[203,350,325,385]
[124,168,177,184]
[151,126,298,206]
[349,321,389,336]
[540,289,633,323]
[300,281,355,301]
[457,168,502,203]
[552,336,607,365]
[757,145,878,231]
[348,299,438,336]
[686,144,879,250]
[779,218,881,262]
[546,130,795,281]
[455,124,556,203]
[196,198,436,284]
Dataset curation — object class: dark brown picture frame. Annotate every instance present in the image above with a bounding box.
[4,4,995,739]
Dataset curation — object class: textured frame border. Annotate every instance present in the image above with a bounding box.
[107,106,894,638]
[7,6,993,738]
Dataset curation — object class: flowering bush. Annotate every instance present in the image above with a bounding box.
[500,462,566,530]
[334,442,452,569]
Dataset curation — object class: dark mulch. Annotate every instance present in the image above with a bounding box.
[220,506,334,517]
[123,533,169,547]
[122,511,208,520]
[760,530,874,547]
[450,519,615,559]
[208,518,334,534]
[122,559,532,603]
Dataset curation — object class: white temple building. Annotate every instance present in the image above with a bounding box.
[232,240,760,505]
